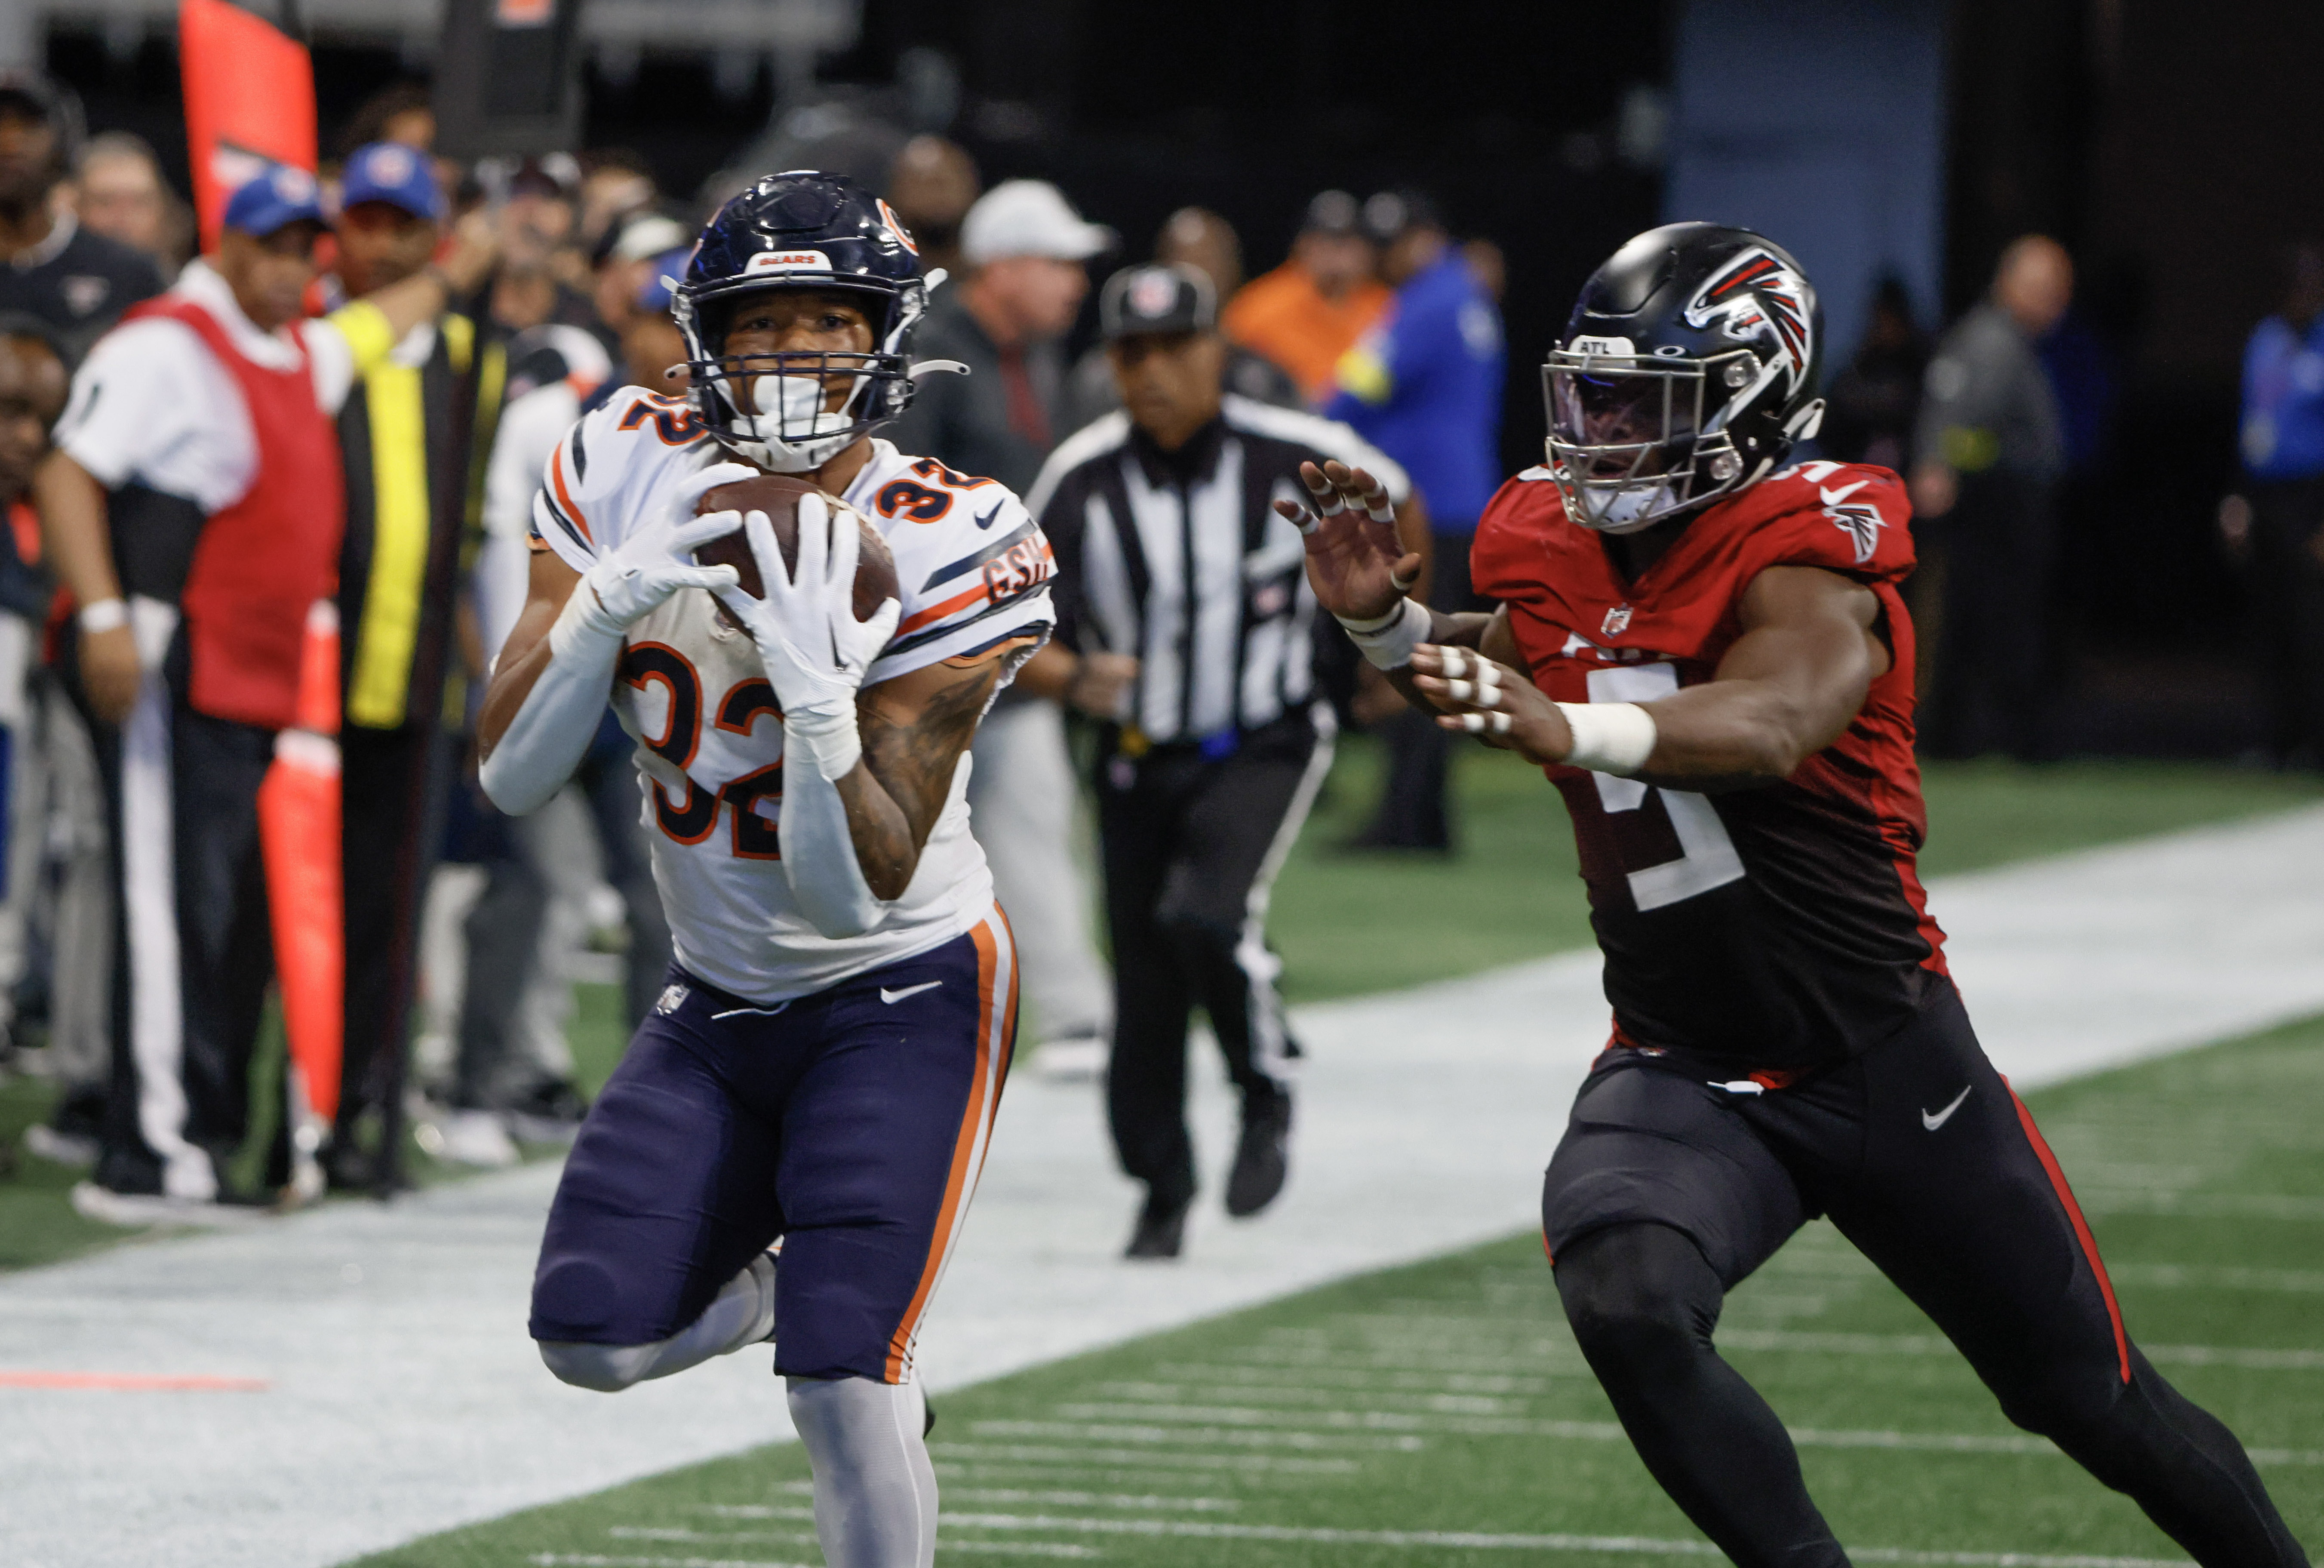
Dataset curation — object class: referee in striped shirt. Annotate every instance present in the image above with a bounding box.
[1026,263,1422,1258]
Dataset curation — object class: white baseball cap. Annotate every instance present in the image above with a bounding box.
[960,179,1115,265]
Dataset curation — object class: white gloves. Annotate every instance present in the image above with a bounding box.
[713,491,902,782]
[569,461,759,637]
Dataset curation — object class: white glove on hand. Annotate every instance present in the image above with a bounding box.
[714,492,902,781]
[572,460,760,634]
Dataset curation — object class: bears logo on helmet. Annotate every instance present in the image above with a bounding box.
[672,170,949,474]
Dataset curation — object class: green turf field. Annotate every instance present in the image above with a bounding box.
[351,1008,2324,1567]
[1,748,2318,1276]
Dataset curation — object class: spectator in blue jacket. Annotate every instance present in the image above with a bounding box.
[2224,241,2324,767]
[1323,190,1503,849]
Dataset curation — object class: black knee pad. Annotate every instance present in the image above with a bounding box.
[1554,1223,1723,1373]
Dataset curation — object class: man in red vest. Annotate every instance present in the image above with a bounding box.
[34,167,492,1220]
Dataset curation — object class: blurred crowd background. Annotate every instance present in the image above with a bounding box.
[3,0,2322,1210]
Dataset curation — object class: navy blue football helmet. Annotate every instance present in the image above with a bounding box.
[1544,222,1826,533]
[674,170,934,472]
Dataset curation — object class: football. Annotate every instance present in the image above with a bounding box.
[693,472,901,627]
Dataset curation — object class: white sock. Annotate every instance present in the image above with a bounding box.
[786,1374,938,1568]
[538,1253,776,1392]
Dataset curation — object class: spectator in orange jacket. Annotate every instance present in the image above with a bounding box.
[1222,190,1390,406]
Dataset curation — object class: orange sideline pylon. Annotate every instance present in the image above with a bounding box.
[257,600,344,1194]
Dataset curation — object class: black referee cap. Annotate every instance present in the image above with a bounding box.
[1100,262,1217,340]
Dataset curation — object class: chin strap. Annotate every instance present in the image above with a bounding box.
[906,358,969,380]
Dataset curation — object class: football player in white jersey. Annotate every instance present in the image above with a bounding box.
[475,172,1054,1568]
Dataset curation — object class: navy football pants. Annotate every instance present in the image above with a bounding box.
[529,913,1017,1384]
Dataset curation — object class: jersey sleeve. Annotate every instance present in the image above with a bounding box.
[863,483,1056,687]
[528,388,664,574]
[1469,472,1563,606]
[52,317,239,504]
[1741,464,1917,585]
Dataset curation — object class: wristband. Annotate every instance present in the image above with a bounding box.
[1555,701,1658,775]
[549,578,626,663]
[1338,596,1431,670]
[77,597,127,634]
[784,703,863,784]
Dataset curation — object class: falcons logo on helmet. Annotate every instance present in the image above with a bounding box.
[1682,248,1814,390]
[1825,500,1884,565]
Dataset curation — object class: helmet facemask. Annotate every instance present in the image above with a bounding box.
[1543,345,1762,534]
[676,277,925,473]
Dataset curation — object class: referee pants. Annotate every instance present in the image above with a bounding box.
[74,608,277,1201]
[1096,710,1332,1200]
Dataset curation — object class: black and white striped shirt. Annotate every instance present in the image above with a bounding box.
[1027,394,1410,744]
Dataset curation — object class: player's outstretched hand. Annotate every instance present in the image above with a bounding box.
[1278,460,1419,624]
[1410,643,1573,766]
[715,491,902,721]
[581,461,759,628]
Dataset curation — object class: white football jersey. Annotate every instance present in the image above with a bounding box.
[530,388,1055,1002]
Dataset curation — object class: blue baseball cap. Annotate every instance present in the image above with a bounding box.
[634,247,692,315]
[340,140,441,223]
[222,164,326,237]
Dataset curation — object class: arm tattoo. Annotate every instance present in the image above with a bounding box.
[841,661,1004,899]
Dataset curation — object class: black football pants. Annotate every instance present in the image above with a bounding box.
[333,722,451,1152]
[1543,985,2306,1567]
[1097,713,1329,1202]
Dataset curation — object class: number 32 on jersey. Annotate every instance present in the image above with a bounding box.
[1584,662,1743,911]
[619,643,785,859]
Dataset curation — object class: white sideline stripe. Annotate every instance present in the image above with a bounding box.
[1717,1331,2324,1372]
[618,1522,1107,1559]
[1036,1405,2324,1466]
[14,805,2324,1568]
[933,1511,2192,1566]
[2105,1263,2324,1294]
[2081,1190,2324,1221]
[925,1442,1357,1473]
[531,1557,815,1568]
[969,1418,1427,1452]
[743,1482,1242,1512]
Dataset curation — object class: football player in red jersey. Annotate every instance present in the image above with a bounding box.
[1288,224,2306,1567]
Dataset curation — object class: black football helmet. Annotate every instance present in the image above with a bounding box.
[1543,222,1826,533]
[674,170,938,472]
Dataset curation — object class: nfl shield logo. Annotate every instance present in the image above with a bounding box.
[655,983,689,1015]
[1602,605,1633,637]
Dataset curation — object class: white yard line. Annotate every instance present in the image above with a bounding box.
[6,805,2324,1568]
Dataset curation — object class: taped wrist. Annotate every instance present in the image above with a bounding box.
[481,585,624,815]
[1555,701,1658,775]
[1338,596,1431,670]
[783,701,862,784]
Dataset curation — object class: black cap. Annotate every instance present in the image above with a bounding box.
[1301,189,1361,237]
[1100,262,1217,340]
[0,70,85,170]
[1361,188,1441,245]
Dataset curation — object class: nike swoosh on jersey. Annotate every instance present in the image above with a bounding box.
[971,503,1003,530]
[1921,1084,1972,1130]
[880,980,944,1005]
[1820,479,1872,505]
